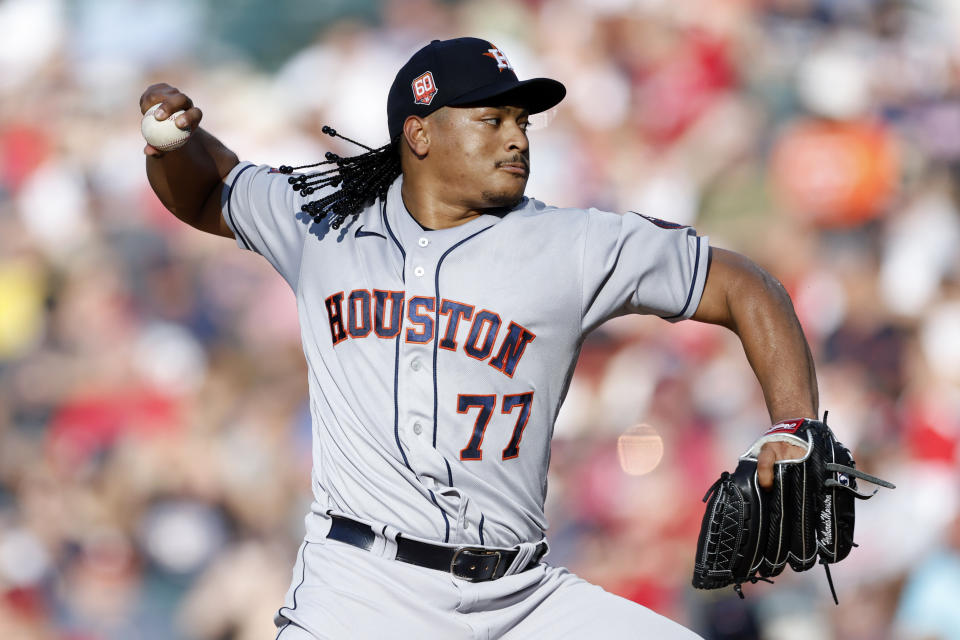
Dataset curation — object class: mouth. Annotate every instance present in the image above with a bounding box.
[497,161,529,177]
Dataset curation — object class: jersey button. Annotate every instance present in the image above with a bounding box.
[410,358,422,371]
[413,422,423,436]
[414,266,425,277]
[418,237,429,247]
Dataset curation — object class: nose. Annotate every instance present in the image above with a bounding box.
[505,120,529,154]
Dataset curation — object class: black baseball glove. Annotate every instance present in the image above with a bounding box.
[691,414,895,602]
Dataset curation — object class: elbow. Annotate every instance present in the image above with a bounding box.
[723,254,796,333]
[693,248,797,330]
[757,267,795,312]
[731,263,799,337]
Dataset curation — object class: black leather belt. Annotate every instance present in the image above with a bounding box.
[327,514,547,582]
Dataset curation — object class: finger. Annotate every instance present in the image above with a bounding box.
[144,144,164,157]
[140,84,190,114]
[155,93,193,119]
[152,96,194,122]
[757,445,775,490]
[784,443,806,461]
[142,92,194,120]
[175,106,202,130]
[140,83,174,113]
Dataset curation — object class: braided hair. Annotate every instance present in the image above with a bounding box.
[279,126,401,230]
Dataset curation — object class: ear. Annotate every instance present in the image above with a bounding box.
[402,115,430,159]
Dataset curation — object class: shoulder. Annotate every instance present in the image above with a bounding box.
[512,198,650,223]
[502,196,600,228]
[226,161,292,186]
[500,200,649,251]
[501,199,694,239]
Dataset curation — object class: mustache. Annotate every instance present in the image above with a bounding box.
[495,154,530,171]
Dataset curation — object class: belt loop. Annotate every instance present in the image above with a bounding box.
[503,539,548,577]
[323,509,336,538]
[502,541,536,577]
[368,523,396,558]
[380,524,401,560]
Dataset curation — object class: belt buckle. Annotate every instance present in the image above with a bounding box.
[450,547,502,582]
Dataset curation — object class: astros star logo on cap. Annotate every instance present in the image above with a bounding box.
[483,45,513,72]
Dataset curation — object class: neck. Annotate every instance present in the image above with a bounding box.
[399,172,485,230]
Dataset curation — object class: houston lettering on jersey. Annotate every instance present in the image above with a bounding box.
[325,289,535,378]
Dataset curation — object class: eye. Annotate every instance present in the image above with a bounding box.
[482,117,501,126]
[518,120,529,132]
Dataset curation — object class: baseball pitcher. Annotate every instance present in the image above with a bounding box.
[140,37,890,639]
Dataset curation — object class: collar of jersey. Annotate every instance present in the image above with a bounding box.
[383,175,523,251]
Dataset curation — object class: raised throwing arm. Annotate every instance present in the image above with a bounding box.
[141,83,239,238]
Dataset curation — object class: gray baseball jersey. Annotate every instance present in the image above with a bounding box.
[221,161,709,550]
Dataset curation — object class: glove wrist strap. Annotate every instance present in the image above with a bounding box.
[741,418,814,461]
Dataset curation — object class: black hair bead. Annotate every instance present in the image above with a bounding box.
[281,124,400,231]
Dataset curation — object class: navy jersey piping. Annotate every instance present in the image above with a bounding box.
[388,194,412,471]
[384,194,450,540]
[225,163,257,251]
[392,329,412,471]
[275,541,310,638]
[479,513,485,545]
[430,491,451,542]
[663,237,704,320]
[381,196,406,263]
[428,225,494,542]
[432,226,495,448]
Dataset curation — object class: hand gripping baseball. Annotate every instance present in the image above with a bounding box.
[139,83,203,156]
[691,414,895,603]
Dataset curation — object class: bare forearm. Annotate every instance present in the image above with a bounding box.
[146,127,238,224]
[694,249,818,422]
[731,270,818,422]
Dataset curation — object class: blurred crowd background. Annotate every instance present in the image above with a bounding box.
[1,0,958,638]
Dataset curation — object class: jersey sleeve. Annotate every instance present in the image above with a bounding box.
[580,210,710,332]
[220,161,313,289]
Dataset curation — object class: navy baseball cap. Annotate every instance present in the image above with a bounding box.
[387,37,566,141]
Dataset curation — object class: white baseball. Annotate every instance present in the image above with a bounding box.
[141,103,192,151]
